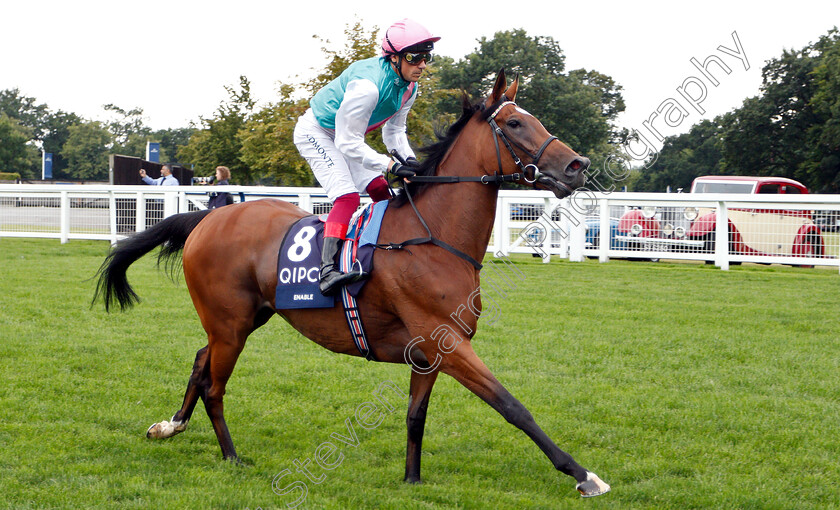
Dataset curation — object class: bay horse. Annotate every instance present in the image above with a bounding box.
[94,70,610,498]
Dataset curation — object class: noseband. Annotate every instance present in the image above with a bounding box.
[486,99,558,185]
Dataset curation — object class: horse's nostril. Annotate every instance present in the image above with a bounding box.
[566,157,589,175]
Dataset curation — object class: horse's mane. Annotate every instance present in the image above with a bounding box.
[390,95,485,207]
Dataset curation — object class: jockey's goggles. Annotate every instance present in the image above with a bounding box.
[403,52,433,65]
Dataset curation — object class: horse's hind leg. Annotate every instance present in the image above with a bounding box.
[145,329,248,462]
[440,342,610,498]
[201,334,247,461]
[146,346,210,439]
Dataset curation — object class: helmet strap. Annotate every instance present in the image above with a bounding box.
[390,54,408,83]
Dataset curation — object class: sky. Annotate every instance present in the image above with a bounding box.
[2,0,839,151]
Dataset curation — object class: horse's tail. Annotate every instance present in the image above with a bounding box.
[93,209,214,312]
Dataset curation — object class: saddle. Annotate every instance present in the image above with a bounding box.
[275,201,389,360]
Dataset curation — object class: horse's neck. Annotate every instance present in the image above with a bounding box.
[413,140,499,265]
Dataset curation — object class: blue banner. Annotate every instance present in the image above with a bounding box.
[146,142,161,163]
[42,152,53,179]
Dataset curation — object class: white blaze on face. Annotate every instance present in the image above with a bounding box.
[514,106,532,117]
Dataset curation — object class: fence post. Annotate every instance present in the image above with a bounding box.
[108,191,118,245]
[568,206,586,262]
[714,200,730,270]
[178,190,188,214]
[59,191,70,244]
[135,191,146,233]
[493,195,505,255]
[493,195,510,257]
[299,191,312,214]
[556,198,570,260]
[540,197,552,263]
[164,191,178,218]
[599,198,610,263]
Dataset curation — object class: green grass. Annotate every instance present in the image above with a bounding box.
[1,238,839,509]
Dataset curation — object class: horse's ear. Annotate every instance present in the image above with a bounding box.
[490,68,507,102]
[504,73,519,102]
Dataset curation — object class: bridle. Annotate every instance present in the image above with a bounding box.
[485,97,558,186]
[404,97,558,187]
[379,98,564,270]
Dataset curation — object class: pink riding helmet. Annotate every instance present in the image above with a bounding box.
[381,19,441,56]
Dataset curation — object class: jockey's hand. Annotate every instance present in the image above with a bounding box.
[389,161,417,179]
[404,157,421,169]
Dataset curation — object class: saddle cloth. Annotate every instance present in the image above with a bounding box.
[274,200,388,310]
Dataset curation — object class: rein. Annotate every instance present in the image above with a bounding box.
[378,100,555,271]
[377,185,484,270]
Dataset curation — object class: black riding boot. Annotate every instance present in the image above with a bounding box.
[319,236,367,296]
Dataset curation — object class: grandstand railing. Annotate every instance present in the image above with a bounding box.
[2,184,839,272]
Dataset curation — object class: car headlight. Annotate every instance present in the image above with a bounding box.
[675,226,686,238]
[642,206,657,218]
[684,207,698,221]
[630,224,643,236]
[662,223,674,236]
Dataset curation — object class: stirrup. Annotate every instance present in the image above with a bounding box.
[319,264,368,296]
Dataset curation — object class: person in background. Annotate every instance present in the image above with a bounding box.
[293,18,439,296]
[139,165,179,186]
[207,166,234,209]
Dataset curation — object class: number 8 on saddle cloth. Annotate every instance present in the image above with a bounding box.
[274,201,386,310]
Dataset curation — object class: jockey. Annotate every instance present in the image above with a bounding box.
[293,18,440,296]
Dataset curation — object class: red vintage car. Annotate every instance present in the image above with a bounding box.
[616,176,825,259]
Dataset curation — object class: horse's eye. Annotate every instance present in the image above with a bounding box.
[507,119,521,128]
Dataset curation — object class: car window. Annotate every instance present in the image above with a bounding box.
[757,184,780,194]
[693,182,755,193]
[782,185,802,194]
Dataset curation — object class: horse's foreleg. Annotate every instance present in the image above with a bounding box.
[404,370,438,483]
[440,342,610,498]
[147,345,209,439]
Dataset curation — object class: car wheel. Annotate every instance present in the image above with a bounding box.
[699,232,742,265]
[796,234,823,267]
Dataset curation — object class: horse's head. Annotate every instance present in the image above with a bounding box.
[480,69,589,198]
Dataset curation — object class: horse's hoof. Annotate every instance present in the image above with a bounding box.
[576,472,611,498]
[146,419,188,439]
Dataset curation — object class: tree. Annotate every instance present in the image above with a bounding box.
[236,22,380,186]
[807,29,840,192]
[636,27,840,192]
[303,20,381,96]
[0,89,83,178]
[179,76,255,182]
[0,89,50,140]
[634,119,725,191]
[103,103,152,158]
[0,114,39,178]
[41,110,83,179]
[238,84,313,186]
[61,121,111,180]
[714,29,840,190]
[402,59,464,150]
[436,29,626,189]
[155,127,193,165]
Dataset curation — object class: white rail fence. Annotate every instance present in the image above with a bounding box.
[2,184,839,272]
